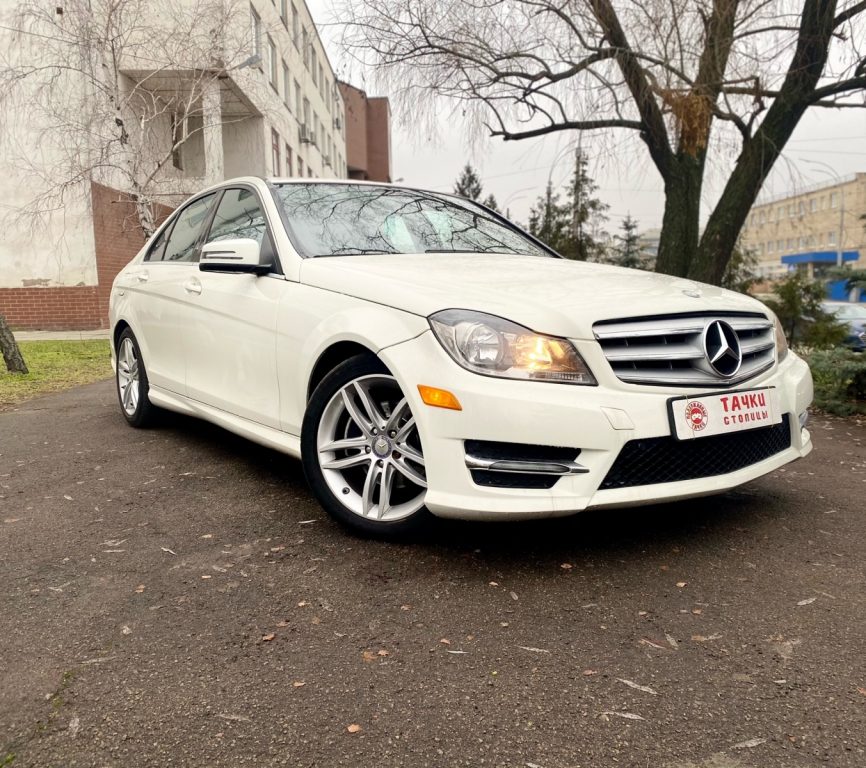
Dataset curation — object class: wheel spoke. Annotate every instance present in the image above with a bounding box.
[377,462,396,520]
[319,435,368,454]
[341,387,373,435]
[321,452,369,471]
[392,456,427,488]
[394,415,416,443]
[385,398,409,434]
[353,381,386,429]
[129,384,138,410]
[121,382,132,410]
[397,442,425,466]
[361,461,382,517]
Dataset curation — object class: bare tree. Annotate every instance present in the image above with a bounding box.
[0,0,261,238]
[340,0,866,284]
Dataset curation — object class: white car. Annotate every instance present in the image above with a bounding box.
[110,178,813,536]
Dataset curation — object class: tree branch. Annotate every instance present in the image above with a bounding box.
[490,118,644,141]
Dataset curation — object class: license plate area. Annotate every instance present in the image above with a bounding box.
[668,388,782,440]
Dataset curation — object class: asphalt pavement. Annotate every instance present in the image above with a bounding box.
[1,380,865,768]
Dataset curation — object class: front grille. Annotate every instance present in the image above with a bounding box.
[600,415,791,490]
[594,312,775,386]
[465,440,581,490]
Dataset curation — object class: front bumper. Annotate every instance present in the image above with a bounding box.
[379,330,814,520]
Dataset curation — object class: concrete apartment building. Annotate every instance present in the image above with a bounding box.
[0,0,349,330]
[339,82,392,183]
[740,173,866,285]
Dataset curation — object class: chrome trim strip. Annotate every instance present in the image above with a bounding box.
[465,455,590,475]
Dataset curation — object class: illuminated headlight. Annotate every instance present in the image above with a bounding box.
[769,310,789,362]
[429,309,596,385]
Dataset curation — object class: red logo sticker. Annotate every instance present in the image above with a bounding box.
[685,401,709,432]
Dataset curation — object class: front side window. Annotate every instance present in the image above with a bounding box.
[205,188,269,246]
[272,184,551,259]
[156,193,217,263]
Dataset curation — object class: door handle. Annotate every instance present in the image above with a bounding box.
[184,279,202,295]
[136,271,149,283]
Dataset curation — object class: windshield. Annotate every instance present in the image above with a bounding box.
[272,183,552,259]
[826,303,866,320]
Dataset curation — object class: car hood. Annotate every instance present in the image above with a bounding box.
[300,252,769,339]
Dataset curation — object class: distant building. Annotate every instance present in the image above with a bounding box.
[740,173,866,288]
[0,0,347,330]
[638,228,661,268]
[338,82,392,183]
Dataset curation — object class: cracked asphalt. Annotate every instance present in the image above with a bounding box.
[1,380,865,768]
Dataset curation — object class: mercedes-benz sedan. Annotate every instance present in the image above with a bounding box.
[110,178,813,536]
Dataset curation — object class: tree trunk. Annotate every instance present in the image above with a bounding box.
[654,157,704,278]
[0,313,28,374]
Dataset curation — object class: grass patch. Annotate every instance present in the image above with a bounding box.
[0,340,112,409]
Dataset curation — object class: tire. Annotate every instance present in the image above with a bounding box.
[115,328,159,428]
[301,355,433,538]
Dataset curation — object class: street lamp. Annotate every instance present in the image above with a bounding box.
[802,159,846,268]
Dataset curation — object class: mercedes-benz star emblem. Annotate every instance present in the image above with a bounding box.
[703,320,742,377]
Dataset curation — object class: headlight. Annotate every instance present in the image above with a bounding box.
[769,310,789,361]
[429,309,596,385]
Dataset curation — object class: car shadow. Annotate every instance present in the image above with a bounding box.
[149,409,786,564]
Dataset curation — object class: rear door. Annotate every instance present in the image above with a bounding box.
[183,187,284,428]
[124,193,218,394]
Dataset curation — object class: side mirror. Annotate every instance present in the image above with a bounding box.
[200,239,272,275]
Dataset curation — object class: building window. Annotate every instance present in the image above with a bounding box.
[303,98,310,131]
[311,49,318,85]
[298,157,304,177]
[285,143,293,176]
[282,60,290,108]
[788,204,794,219]
[830,192,839,208]
[250,6,262,57]
[302,28,309,68]
[758,211,765,225]
[319,64,324,97]
[798,201,805,217]
[267,36,278,87]
[810,198,817,213]
[295,80,302,117]
[272,129,281,176]
[292,5,299,46]
[280,0,288,24]
[325,79,331,112]
[828,231,837,246]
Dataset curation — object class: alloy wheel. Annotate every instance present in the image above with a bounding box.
[117,336,140,416]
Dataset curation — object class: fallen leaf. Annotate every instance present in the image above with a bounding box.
[639,638,666,650]
[3,518,22,524]
[64,495,73,500]
[676,581,687,588]
[797,597,817,606]
[560,563,573,570]
[518,646,551,654]
[692,633,723,642]
[510,591,519,601]
[297,600,308,607]
[638,610,648,617]
[347,723,362,733]
[440,638,451,645]
[200,534,213,539]
[400,604,412,611]
[201,575,212,580]
[121,625,132,635]
[362,650,377,662]
[600,711,645,721]
[489,581,499,586]
[583,669,598,676]
[270,546,285,552]
[500,621,509,627]
[731,737,767,749]
[261,633,276,642]
[692,608,703,615]
[134,584,145,593]
[856,686,866,697]
[311,616,321,625]
[216,713,251,722]
[276,620,289,627]
[377,649,389,657]
[292,681,305,688]
[617,678,659,696]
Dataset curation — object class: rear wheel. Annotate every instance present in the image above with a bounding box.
[116,328,158,428]
[302,355,432,537]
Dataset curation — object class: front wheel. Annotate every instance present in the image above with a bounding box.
[301,355,432,537]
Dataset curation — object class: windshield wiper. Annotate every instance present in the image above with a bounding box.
[425,248,519,254]
[313,249,398,257]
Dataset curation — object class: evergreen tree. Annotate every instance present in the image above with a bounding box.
[614,215,642,269]
[562,150,608,261]
[482,193,499,213]
[454,164,483,201]
[764,270,847,348]
[527,183,570,254]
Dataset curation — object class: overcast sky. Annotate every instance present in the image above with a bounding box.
[309,1,866,232]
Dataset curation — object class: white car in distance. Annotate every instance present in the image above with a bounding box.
[110,178,813,536]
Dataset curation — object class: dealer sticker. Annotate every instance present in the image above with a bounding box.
[670,388,782,440]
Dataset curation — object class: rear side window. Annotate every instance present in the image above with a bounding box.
[151,193,217,263]
[204,188,269,245]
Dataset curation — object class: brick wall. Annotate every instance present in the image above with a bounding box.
[0,183,173,331]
